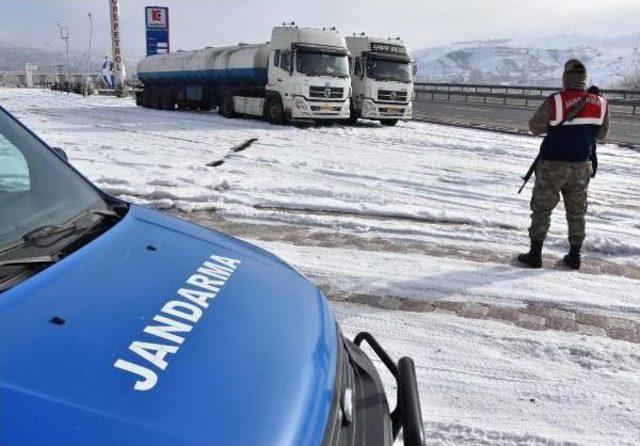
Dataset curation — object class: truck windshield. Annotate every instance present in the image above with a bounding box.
[0,107,108,252]
[366,57,412,82]
[296,50,349,78]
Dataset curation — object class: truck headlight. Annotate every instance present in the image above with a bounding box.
[364,99,376,112]
[294,97,308,110]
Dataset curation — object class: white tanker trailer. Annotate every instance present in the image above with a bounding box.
[136,25,352,124]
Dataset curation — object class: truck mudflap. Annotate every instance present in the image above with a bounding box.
[323,330,424,446]
[350,332,424,446]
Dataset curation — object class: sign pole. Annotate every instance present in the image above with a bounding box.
[108,0,126,97]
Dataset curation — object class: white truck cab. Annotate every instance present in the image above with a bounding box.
[267,25,352,123]
[345,35,414,126]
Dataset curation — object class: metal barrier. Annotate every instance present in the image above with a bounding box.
[414,82,639,114]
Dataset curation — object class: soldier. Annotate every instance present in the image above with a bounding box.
[518,59,610,270]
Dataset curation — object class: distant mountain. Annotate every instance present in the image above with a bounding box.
[0,41,139,74]
[413,34,640,87]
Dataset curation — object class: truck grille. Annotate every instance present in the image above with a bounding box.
[378,90,408,102]
[310,86,344,99]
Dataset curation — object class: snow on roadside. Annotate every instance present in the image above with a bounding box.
[335,302,640,446]
[2,89,639,445]
[252,239,640,321]
[1,89,639,266]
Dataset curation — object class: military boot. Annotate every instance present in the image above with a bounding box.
[517,239,543,268]
[563,245,582,270]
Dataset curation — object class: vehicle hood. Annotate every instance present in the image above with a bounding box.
[0,205,338,446]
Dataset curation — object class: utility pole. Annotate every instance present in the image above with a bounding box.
[57,22,69,76]
[85,13,93,95]
[87,13,93,72]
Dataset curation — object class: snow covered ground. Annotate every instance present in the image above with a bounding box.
[1,89,639,444]
[337,303,640,446]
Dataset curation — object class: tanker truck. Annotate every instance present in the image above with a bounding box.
[136,25,352,124]
[345,35,415,126]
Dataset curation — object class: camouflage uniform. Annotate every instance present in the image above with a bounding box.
[529,159,592,246]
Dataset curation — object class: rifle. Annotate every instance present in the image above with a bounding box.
[517,94,591,194]
[518,155,539,194]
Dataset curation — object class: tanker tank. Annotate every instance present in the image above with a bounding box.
[137,43,270,87]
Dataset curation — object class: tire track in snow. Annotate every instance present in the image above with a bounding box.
[94,123,207,144]
[174,211,640,281]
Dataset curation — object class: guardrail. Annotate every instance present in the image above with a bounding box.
[414,82,639,115]
[0,71,138,89]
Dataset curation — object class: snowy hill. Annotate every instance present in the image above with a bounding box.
[0,41,138,74]
[413,34,640,87]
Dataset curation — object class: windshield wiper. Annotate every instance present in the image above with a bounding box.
[22,209,118,243]
[0,255,55,268]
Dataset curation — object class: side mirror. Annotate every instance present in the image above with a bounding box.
[412,63,418,76]
[354,58,363,79]
[52,147,68,161]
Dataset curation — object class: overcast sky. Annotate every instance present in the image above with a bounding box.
[1,0,639,57]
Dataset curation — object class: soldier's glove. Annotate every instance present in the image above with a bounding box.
[591,159,597,178]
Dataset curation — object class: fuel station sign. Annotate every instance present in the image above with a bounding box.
[145,6,169,56]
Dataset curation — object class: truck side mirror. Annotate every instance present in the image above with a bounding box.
[354,58,363,79]
[52,147,68,161]
[412,63,418,76]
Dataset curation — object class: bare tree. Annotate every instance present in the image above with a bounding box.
[617,36,640,91]
[618,66,640,91]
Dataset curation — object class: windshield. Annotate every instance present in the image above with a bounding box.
[366,57,412,82]
[295,50,349,78]
[0,107,107,251]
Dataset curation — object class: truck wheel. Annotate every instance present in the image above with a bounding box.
[160,91,174,110]
[150,95,161,109]
[221,94,237,118]
[380,119,398,126]
[142,92,151,108]
[266,97,285,125]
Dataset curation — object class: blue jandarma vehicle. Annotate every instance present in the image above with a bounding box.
[0,105,423,446]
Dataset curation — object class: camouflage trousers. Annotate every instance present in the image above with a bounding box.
[529,159,592,246]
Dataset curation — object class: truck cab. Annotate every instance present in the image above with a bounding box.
[345,35,414,126]
[266,25,352,123]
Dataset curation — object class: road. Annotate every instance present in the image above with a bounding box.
[414,98,640,148]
